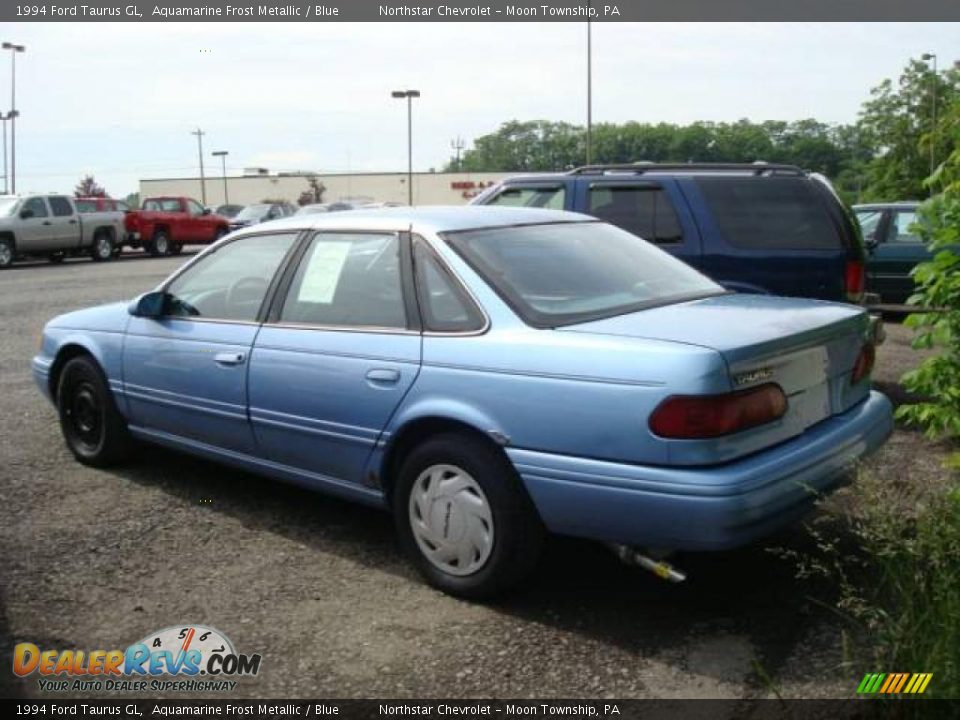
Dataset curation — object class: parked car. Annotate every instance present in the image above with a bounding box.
[472,163,867,303]
[853,202,932,305]
[75,197,132,213]
[214,203,245,219]
[0,194,124,268]
[123,196,230,257]
[228,202,294,230]
[33,207,892,597]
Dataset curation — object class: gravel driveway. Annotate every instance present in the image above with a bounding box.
[0,254,937,700]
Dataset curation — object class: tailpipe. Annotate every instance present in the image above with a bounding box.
[609,544,686,583]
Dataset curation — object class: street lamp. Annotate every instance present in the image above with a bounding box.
[212,150,229,205]
[921,52,937,181]
[0,110,17,195]
[3,42,25,194]
[391,89,420,205]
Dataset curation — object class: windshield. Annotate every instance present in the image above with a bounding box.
[235,204,271,220]
[445,222,724,328]
[0,197,20,216]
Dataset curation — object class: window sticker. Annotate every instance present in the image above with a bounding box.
[297,240,352,304]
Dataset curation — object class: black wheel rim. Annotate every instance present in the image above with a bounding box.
[66,381,103,452]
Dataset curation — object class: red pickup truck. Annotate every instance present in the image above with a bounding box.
[124,196,230,256]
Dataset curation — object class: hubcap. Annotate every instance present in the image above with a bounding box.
[0,243,11,265]
[408,464,494,577]
[67,381,102,450]
[96,237,111,258]
[156,236,168,253]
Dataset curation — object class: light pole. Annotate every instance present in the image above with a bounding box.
[921,52,937,181]
[0,110,17,194]
[191,127,207,205]
[3,42,25,193]
[586,6,593,165]
[391,89,419,205]
[212,150,229,205]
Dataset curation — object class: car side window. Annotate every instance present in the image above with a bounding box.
[414,241,485,333]
[886,211,922,244]
[279,233,407,330]
[48,196,74,217]
[487,185,566,210]
[588,186,683,244]
[164,233,297,322]
[855,210,884,243]
[22,197,49,219]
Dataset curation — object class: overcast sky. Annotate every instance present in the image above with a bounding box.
[5,22,959,197]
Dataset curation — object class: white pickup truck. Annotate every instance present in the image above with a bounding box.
[0,194,125,268]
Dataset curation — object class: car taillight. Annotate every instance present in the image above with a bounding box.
[649,384,788,439]
[845,260,865,303]
[851,343,876,385]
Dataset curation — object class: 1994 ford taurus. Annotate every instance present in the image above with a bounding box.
[33,207,893,597]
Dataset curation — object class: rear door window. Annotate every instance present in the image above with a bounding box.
[886,210,923,244]
[587,185,683,244]
[696,177,842,250]
[48,196,74,217]
[486,185,566,210]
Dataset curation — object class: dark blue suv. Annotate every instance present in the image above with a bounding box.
[472,163,866,303]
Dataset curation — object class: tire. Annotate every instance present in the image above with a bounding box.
[0,238,14,268]
[149,230,171,257]
[49,252,66,264]
[57,355,131,467]
[91,233,114,262]
[394,432,545,599]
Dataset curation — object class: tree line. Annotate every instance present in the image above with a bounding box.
[449,58,959,205]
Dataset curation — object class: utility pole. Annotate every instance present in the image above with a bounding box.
[3,43,25,193]
[391,90,420,205]
[191,128,207,205]
[586,7,592,166]
[450,136,465,171]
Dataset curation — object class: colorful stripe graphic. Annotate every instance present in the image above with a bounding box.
[857,672,933,695]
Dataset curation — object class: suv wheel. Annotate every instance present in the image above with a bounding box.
[0,238,14,268]
[57,355,131,467]
[91,233,114,262]
[150,231,171,257]
[394,433,545,599]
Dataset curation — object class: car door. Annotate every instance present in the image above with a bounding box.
[184,199,208,243]
[248,230,421,485]
[17,197,56,251]
[867,208,930,304]
[122,231,300,453]
[47,196,81,249]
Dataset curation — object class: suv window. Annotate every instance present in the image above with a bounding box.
[48,196,74,217]
[164,233,297,322]
[696,177,842,249]
[487,185,566,210]
[75,200,97,213]
[279,233,407,329]
[22,197,49,219]
[588,185,683,244]
[414,241,485,333]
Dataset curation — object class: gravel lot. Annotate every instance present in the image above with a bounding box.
[0,253,943,700]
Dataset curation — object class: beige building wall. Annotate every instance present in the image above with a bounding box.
[139,171,513,208]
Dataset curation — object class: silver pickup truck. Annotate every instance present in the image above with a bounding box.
[0,194,125,268]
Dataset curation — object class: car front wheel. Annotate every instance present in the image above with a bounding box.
[394,433,545,599]
[57,355,131,467]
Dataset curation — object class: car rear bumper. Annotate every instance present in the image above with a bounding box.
[508,390,893,551]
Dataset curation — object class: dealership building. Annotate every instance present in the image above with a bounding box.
[138,170,511,208]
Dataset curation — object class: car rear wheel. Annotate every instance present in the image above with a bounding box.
[394,433,545,599]
[149,231,171,257]
[0,238,13,268]
[57,355,131,467]
[91,233,114,262]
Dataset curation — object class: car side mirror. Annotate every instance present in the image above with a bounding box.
[128,291,168,318]
[19,209,33,219]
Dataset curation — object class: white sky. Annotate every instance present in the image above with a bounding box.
[5,21,959,197]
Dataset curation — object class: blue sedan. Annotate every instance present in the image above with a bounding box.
[33,207,893,598]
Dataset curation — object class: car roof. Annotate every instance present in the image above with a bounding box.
[239,205,592,235]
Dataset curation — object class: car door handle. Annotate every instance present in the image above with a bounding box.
[214,352,246,366]
[366,368,400,384]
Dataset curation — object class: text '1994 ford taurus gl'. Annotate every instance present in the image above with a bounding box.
[33,207,893,598]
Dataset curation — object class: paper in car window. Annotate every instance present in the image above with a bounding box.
[298,241,352,303]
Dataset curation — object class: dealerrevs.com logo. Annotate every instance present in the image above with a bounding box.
[13,625,262,693]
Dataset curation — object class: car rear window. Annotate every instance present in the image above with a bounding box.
[696,176,842,250]
[445,221,723,328]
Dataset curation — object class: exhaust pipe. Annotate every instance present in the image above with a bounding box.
[609,544,686,583]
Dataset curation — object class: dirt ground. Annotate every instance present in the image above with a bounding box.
[0,253,949,700]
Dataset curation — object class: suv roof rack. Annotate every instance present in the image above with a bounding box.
[567,162,806,177]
